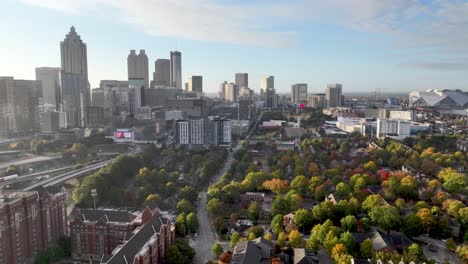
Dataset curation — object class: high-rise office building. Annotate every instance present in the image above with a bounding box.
[0,77,42,137]
[308,94,325,108]
[260,76,274,90]
[40,111,60,133]
[235,73,248,89]
[35,67,61,111]
[128,50,149,89]
[220,81,239,102]
[188,76,203,92]
[60,26,89,128]
[170,51,182,89]
[129,78,146,110]
[152,59,171,87]
[325,83,343,108]
[291,83,308,104]
[266,87,277,108]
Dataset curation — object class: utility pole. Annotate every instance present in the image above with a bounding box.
[91,189,97,210]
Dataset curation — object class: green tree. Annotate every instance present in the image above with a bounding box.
[70,143,88,160]
[339,231,355,253]
[211,242,223,258]
[185,212,199,233]
[144,194,161,206]
[362,194,385,211]
[407,243,423,258]
[445,238,456,251]
[248,232,256,240]
[248,202,262,222]
[206,198,223,215]
[443,172,466,193]
[277,232,286,247]
[340,215,357,231]
[402,214,423,237]
[335,182,351,198]
[271,214,284,235]
[175,213,187,237]
[294,209,313,232]
[179,185,198,203]
[369,205,401,234]
[291,175,309,195]
[230,232,240,248]
[360,238,373,258]
[176,199,195,214]
[272,195,291,216]
[5,165,19,176]
[323,230,339,252]
[364,161,377,172]
[164,246,185,263]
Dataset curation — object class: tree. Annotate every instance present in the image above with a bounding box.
[339,232,355,253]
[456,245,468,263]
[144,194,161,206]
[340,215,357,231]
[339,141,350,154]
[179,186,198,203]
[291,175,309,195]
[164,246,185,264]
[294,209,313,232]
[175,213,187,237]
[288,230,303,248]
[230,232,240,248]
[264,233,273,241]
[248,226,264,238]
[443,172,466,193]
[335,182,351,198]
[186,213,199,233]
[445,238,456,251]
[71,143,88,160]
[248,232,256,240]
[402,214,423,237]
[323,230,339,252]
[369,205,401,234]
[362,194,385,211]
[206,198,223,215]
[271,214,284,235]
[364,161,377,172]
[5,165,19,176]
[308,176,324,193]
[443,199,464,218]
[308,162,320,176]
[277,232,286,247]
[272,195,291,216]
[176,199,195,214]
[360,238,373,259]
[416,208,436,234]
[262,179,289,195]
[331,243,348,262]
[407,244,423,258]
[211,242,223,258]
[248,202,262,222]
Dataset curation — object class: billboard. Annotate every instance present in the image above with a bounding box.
[114,129,134,142]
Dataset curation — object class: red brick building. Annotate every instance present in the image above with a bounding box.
[70,204,175,264]
[69,208,139,261]
[0,191,67,264]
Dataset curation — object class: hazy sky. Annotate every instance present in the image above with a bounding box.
[1,0,468,94]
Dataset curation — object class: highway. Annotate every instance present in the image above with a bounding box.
[0,154,62,170]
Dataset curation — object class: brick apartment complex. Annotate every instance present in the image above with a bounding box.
[0,191,67,264]
[70,204,175,263]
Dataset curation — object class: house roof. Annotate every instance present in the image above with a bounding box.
[293,248,319,264]
[104,216,169,264]
[231,237,273,264]
[351,229,413,251]
[284,127,305,138]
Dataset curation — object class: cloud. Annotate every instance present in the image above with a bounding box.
[400,61,468,71]
[19,0,302,47]
[18,0,468,55]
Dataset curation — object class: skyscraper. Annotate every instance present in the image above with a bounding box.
[128,50,149,89]
[260,76,274,90]
[188,76,203,93]
[152,59,170,86]
[220,81,239,102]
[170,51,182,89]
[0,77,42,137]
[325,83,343,108]
[291,83,308,104]
[60,26,89,128]
[235,73,248,89]
[35,67,61,110]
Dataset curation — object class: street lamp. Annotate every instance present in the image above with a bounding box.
[91,189,97,210]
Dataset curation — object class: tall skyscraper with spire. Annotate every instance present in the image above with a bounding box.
[60,26,89,128]
[170,51,182,89]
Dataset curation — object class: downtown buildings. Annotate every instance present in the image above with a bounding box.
[175,116,232,148]
[170,51,182,89]
[60,26,89,128]
[0,77,42,137]
[152,59,171,87]
[291,83,308,105]
[0,191,67,264]
[325,83,343,108]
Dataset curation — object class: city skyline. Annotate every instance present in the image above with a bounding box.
[1,0,468,94]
